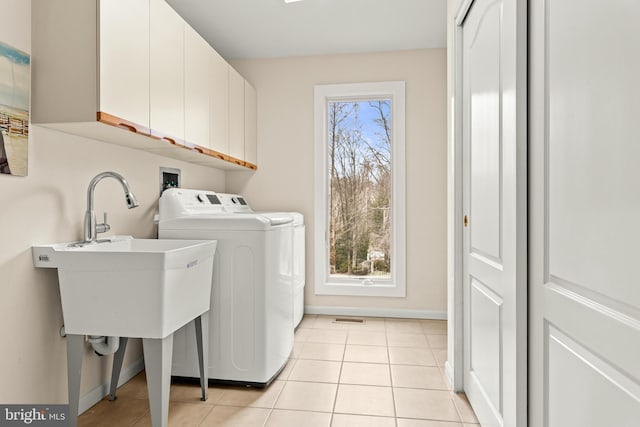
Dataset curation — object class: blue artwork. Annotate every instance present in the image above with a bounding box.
[0,41,30,176]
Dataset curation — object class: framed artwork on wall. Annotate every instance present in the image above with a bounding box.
[0,41,30,177]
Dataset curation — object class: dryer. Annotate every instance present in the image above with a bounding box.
[216,193,306,327]
[158,188,294,386]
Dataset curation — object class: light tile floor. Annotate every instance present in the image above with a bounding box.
[79,316,479,427]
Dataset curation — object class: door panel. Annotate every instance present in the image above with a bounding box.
[461,0,527,425]
[530,0,640,425]
[469,278,502,411]
[468,0,502,262]
[546,0,640,308]
[547,326,640,427]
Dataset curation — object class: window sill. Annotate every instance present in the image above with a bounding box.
[314,281,406,298]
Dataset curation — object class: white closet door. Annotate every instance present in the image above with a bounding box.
[459,0,527,425]
[529,1,640,425]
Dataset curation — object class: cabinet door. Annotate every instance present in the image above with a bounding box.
[228,67,245,160]
[99,0,149,128]
[244,81,257,165]
[185,25,211,148]
[210,53,229,155]
[150,0,184,141]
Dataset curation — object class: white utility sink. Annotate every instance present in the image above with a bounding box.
[32,235,217,339]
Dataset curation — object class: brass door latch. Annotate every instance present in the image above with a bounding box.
[464,215,469,227]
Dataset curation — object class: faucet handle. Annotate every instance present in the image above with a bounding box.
[96,212,111,234]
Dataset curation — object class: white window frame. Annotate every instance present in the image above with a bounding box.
[314,81,406,297]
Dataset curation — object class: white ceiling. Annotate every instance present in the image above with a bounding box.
[166,0,447,60]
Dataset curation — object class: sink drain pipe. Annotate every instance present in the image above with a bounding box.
[88,335,120,356]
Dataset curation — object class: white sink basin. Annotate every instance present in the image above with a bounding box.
[32,236,217,339]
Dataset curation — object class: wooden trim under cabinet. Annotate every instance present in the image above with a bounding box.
[183,139,249,167]
[97,111,255,170]
[97,112,152,136]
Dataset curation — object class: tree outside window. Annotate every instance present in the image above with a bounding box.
[327,99,392,279]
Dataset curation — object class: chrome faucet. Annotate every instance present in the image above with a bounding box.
[83,171,139,243]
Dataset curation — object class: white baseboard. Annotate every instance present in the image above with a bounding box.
[444,361,455,391]
[79,357,144,415]
[304,305,447,320]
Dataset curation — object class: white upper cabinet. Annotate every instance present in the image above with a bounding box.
[228,67,245,161]
[210,53,230,155]
[185,25,211,148]
[99,0,150,129]
[150,0,185,141]
[227,67,257,166]
[32,0,257,170]
[244,81,257,166]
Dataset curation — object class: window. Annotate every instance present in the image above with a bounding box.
[314,82,406,297]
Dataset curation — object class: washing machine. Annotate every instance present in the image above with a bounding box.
[215,193,306,327]
[157,188,294,386]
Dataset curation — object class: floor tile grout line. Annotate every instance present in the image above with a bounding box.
[285,358,297,380]
[428,344,443,372]
[450,390,478,425]
[450,395,467,426]
[262,373,289,427]
[262,407,274,426]
[384,327,398,423]
[326,332,347,423]
[333,411,398,418]
[328,336,348,426]
[396,414,468,423]
[449,391,464,424]
[267,407,345,415]
[194,404,215,427]
[389,384,455,392]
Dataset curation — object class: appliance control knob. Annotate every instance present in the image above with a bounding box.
[197,194,206,203]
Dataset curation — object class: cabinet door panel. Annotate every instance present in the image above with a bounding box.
[228,67,245,160]
[99,0,149,128]
[244,81,257,165]
[185,25,211,148]
[210,53,229,155]
[150,0,184,140]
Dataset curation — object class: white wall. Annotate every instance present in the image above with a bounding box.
[228,49,447,315]
[0,0,225,404]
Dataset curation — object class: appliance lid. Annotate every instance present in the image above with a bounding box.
[257,211,304,226]
[158,214,293,231]
[265,215,295,226]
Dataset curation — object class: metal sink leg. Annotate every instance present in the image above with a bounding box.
[108,337,129,401]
